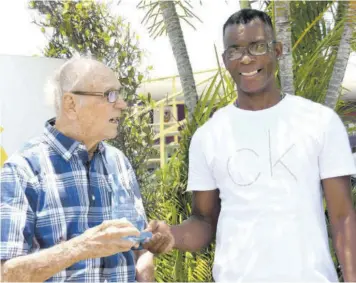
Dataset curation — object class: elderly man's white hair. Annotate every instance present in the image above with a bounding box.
[45,56,110,115]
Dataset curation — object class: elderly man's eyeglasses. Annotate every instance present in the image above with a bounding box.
[71,89,127,103]
[224,40,276,61]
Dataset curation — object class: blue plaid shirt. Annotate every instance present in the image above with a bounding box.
[0,119,148,282]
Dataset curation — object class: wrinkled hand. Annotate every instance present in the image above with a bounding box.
[78,219,140,259]
[142,220,175,254]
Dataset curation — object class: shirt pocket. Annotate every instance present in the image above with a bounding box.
[109,173,138,225]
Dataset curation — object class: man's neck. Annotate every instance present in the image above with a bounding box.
[54,118,99,159]
[235,87,283,111]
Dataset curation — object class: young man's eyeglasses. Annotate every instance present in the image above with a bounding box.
[71,88,127,103]
[224,40,276,61]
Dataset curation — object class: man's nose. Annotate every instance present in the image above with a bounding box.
[240,53,253,64]
[114,99,127,110]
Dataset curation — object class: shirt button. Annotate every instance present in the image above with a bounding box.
[92,195,95,201]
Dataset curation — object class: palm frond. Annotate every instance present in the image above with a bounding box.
[137,0,202,38]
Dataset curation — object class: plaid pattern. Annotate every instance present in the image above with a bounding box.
[0,118,147,282]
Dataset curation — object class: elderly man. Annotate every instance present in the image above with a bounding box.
[0,58,154,282]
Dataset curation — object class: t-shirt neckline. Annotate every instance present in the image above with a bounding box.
[229,93,290,116]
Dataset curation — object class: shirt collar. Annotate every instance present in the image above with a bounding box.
[44,118,106,161]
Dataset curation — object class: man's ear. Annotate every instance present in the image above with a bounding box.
[222,52,228,69]
[62,92,78,119]
[275,41,283,59]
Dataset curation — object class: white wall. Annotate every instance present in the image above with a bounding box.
[0,55,65,159]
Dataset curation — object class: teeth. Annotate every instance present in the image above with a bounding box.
[241,70,258,76]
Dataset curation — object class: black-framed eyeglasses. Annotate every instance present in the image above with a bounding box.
[71,88,127,103]
[224,40,276,61]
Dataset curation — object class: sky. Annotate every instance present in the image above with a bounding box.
[0,0,354,90]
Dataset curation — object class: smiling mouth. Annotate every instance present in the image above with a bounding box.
[240,69,263,77]
[109,117,120,124]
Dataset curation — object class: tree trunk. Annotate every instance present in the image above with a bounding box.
[159,1,198,120]
[274,1,295,95]
[324,1,354,109]
[239,0,251,9]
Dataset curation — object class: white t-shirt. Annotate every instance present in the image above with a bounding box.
[187,94,356,282]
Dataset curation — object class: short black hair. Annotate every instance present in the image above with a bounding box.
[223,8,274,36]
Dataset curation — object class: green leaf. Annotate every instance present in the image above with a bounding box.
[121,51,128,58]
[63,2,69,12]
[29,1,35,9]
[103,33,110,44]
[59,25,66,36]
[75,2,83,10]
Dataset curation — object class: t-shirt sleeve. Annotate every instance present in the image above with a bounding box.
[187,127,217,191]
[0,162,36,260]
[318,109,356,179]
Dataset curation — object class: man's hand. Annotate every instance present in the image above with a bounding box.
[142,191,220,255]
[1,219,141,282]
[78,219,140,259]
[142,220,175,254]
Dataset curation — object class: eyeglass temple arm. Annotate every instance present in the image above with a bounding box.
[71,91,104,95]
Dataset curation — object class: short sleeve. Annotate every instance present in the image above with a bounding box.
[187,127,217,191]
[318,110,356,179]
[0,162,36,260]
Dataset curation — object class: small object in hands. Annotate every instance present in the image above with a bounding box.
[125,231,152,250]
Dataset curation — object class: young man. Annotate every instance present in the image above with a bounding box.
[1,58,154,282]
[143,9,356,282]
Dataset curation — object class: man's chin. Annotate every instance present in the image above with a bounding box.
[240,86,265,95]
[109,132,119,140]
[238,79,271,94]
[103,130,119,141]
[236,73,271,94]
